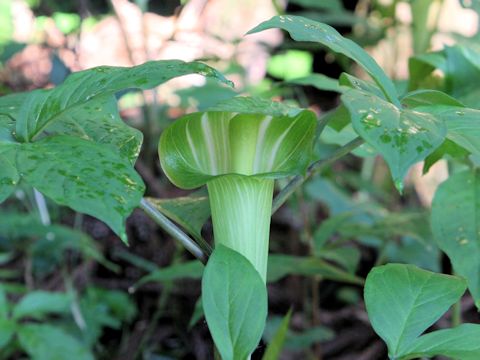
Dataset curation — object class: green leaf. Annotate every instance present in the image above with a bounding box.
[401,89,465,111]
[136,260,204,288]
[408,51,446,91]
[44,95,143,163]
[262,310,292,360]
[288,0,344,12]
[431,169,480,306]
[146,193,210,243]
[267,254,364,285]
[12,291,71,320]
[286,73,344,93]
[402,323,480,360]
[209,96,306,117]
[247,15,399,105]
[16,135,144,241]
[159,107,317,189]
[0,318,15,349]
[339,73,385,99]
[423,139,469,174]
[285,326,334,350]
[18,324,94,360]
[364,264,467,358]
[0,286,15,349]
[444,45,480,108]
[202,245,267,360]
[14,60,232,142]
[438,107,480,157]
[0,145,18,202]
[0,92,29,143]
[342,89,446,190]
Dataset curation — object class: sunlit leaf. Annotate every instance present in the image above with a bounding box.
[16,136,144,242]
[14,60,232,142]
[248,15,399,105]
[342,89,446,190]
[365,264,466,358]
[403,324,480,359]
[202,245,267,360]
[18,324,94,360]
[431,169,480,307]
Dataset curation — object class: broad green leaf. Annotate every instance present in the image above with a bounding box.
[14,60,232,142]
[0,286,15,348]
[135,260,204,289]
[402,323,480,360]
[159,107,317,189]
[423,139,469,174]
[319,246,361,274]
[146,193,210,242]
[438,107,480,157]
[79,287,137,346]
[0,212,118,273]
[16,135,144,241]
[342,89,446,190]
[248,15,399,105]
[12,291,71,320]
[364,264,466,358]
[444,45,480,108]
[0,286,7,318]
[18,324,94,360]
[286,73,344,93]
[408,51,446,91]
[209,96,305,117]
[0,145,18,202]
[431,169,480,305]
[0,92,29,143]
[401,89,465,111]
[262,310,292,360]
[0,318,15,349]
[202,245,267,360]
[289,0,344,12]
[44,95,142,163]
[285,326,334,350]
[188,296,204,329]
[339,73,385,99]
[267,254,364,285]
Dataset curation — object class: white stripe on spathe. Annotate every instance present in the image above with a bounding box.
[253,116,273,173]
[201,113,218,175]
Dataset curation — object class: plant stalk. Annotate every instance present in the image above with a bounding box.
[207,175,274,282]
[272,137,365,214]
[139,198,207,264]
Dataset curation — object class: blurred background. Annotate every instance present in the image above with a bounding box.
[0,0,479,359]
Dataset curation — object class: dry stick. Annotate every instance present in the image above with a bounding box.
[272,137,365,214]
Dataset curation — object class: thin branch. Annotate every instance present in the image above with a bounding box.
[139,198,207,264]
[272,137,365,214]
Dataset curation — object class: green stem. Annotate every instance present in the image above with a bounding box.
[139,198,208,263]
[272,137,365,214]
[452,299,462,327]
[207,175,274,282]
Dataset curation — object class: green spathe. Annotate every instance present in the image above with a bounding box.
[159,107,317,278]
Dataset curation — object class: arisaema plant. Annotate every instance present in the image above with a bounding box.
[158,100,317,358]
